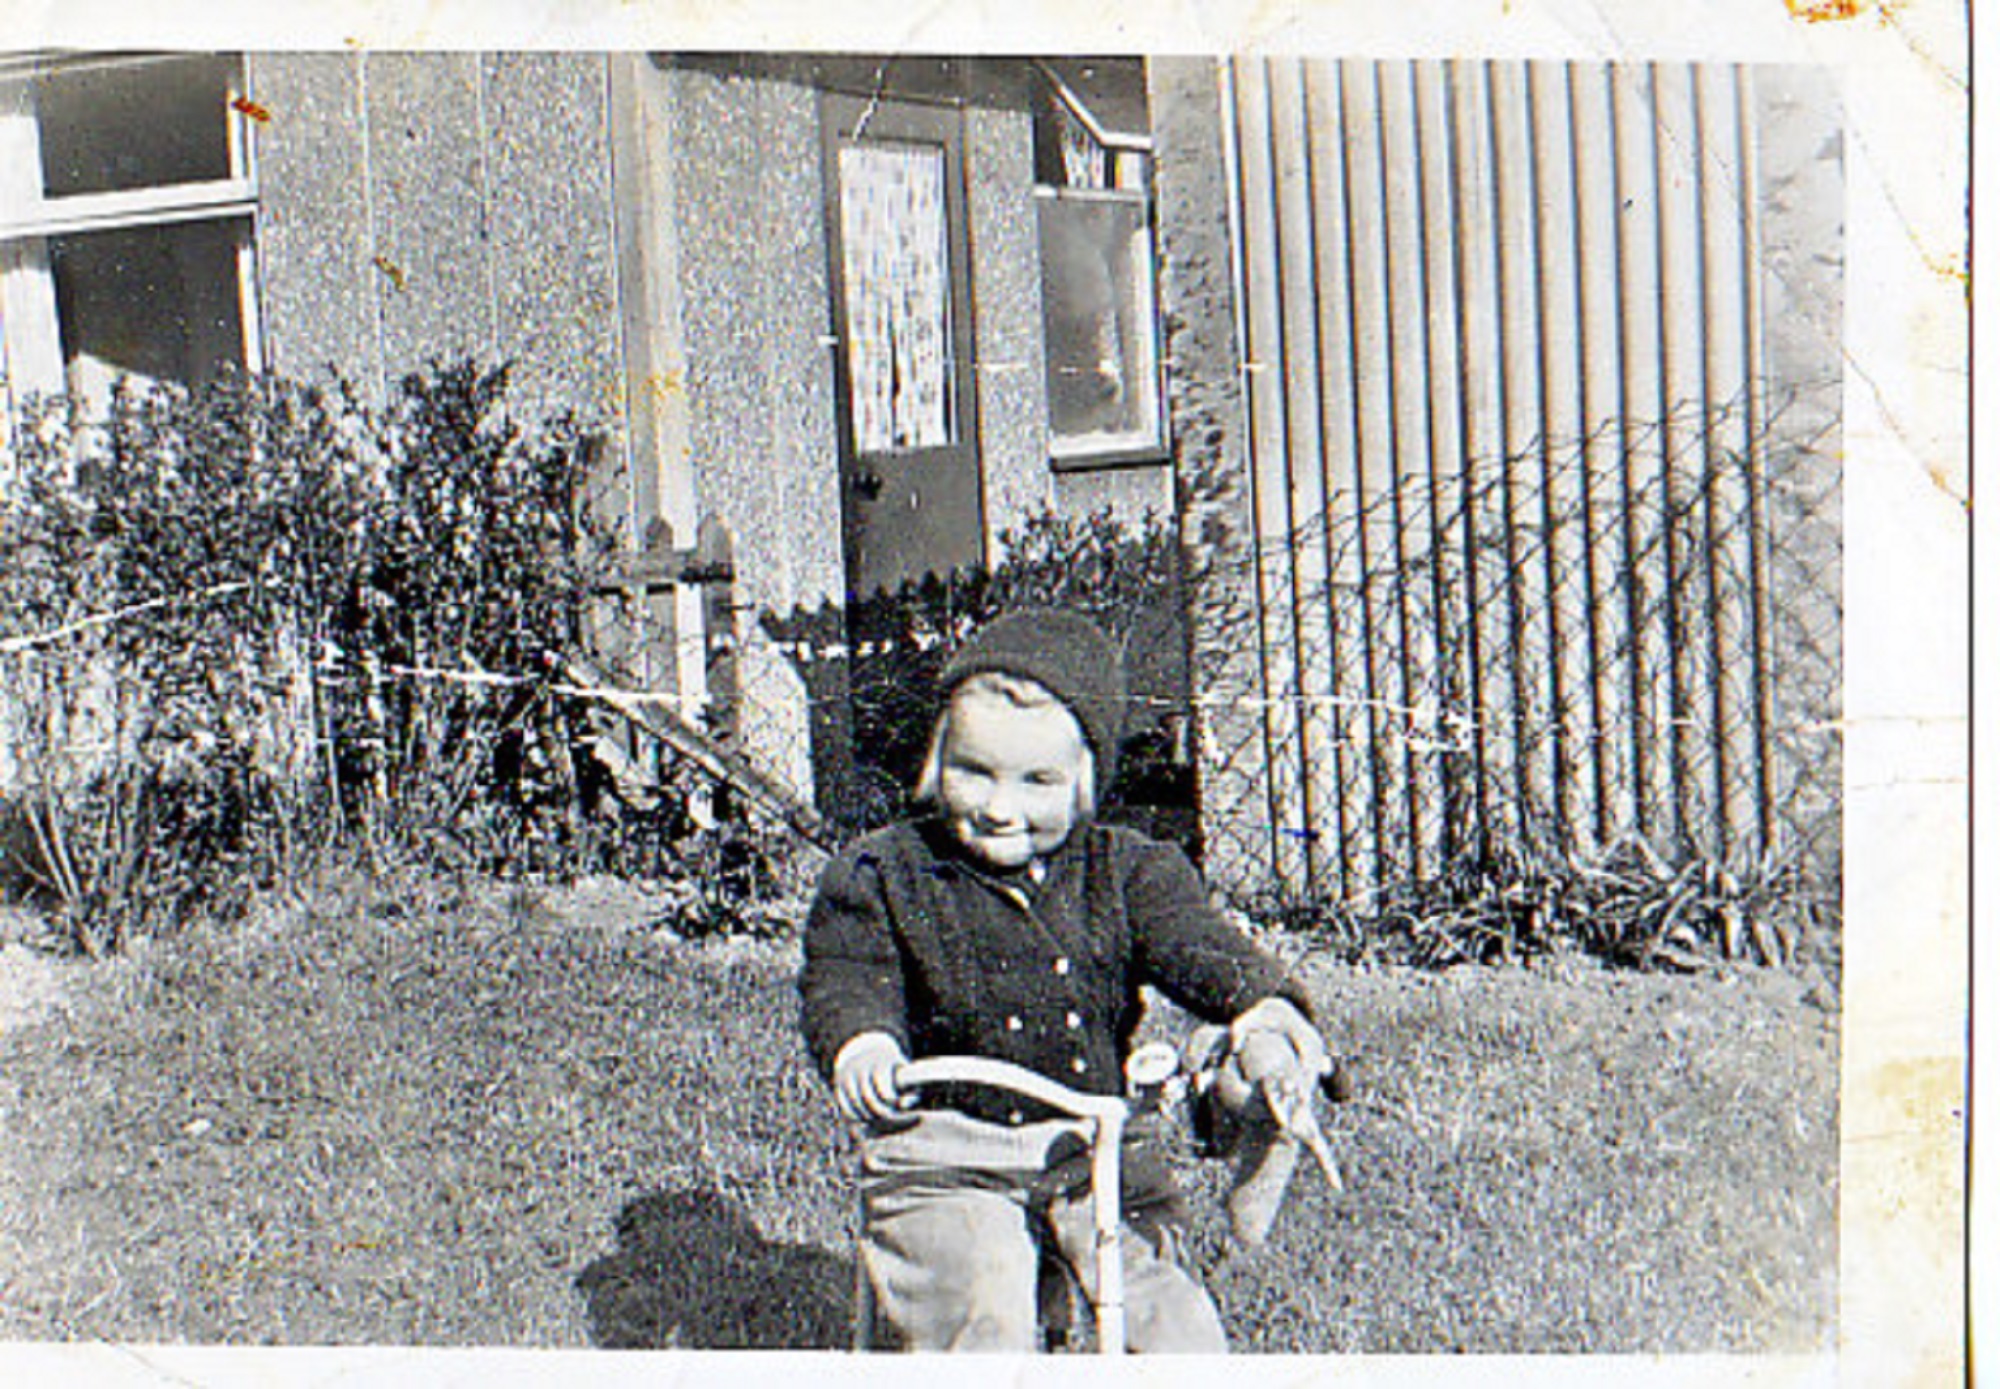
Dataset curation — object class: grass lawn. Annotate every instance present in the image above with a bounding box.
[0,872,1837,1353]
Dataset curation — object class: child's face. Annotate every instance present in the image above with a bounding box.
[937,688,1089,870]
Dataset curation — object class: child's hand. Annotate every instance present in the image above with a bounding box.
[832,1031,912,1124]
[1228,996,1331,1087]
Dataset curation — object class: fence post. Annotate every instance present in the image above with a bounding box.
[693,515,738,744]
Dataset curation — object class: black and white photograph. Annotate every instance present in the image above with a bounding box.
[0,2,1967,1383]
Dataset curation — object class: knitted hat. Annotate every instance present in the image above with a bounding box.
[938,608,1127,779]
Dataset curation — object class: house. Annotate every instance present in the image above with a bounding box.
[1,52,1181,823]
[0,50,1843,901]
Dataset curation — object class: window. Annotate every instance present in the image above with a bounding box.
[835,138,959,453]
[1032,60,1167,469]
[0,53,260,416]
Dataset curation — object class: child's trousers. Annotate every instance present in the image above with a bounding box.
[859,1109,1228,1352]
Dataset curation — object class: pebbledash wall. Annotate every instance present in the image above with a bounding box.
[247,51,1173,811]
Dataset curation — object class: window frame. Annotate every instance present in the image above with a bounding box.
[1031,63,1171,474]
[1035,181,1171,471]
[0,51,263,413]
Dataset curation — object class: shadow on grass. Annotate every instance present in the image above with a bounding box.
[576,1187,856,1350]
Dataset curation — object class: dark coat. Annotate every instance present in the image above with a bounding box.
[798,815,1311,1126]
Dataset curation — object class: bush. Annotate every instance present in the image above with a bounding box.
[1235,828,1831,976]
[764,507,1194,841]
[0,362,650,948]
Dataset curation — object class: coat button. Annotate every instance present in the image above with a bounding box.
[1065,1011,1082,1029]
[1054,957,1071,976]
[1071,1057,1088,1074]
[1006,1015,1024,1032]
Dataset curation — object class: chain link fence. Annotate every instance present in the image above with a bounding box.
[1188,384,1841,915]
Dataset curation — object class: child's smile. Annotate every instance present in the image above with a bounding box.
[936,690,1089,870]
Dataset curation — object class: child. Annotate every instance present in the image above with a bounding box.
[799,607,1330,1353]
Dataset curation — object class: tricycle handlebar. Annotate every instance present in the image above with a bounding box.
[889,1053,1131,1354]
[893,1055,1129,1124]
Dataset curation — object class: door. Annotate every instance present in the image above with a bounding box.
[820,91,984,598]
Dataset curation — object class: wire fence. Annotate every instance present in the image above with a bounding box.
[630,372,1840,941]
[0,366,1839,948]
[1186,384,1841,907]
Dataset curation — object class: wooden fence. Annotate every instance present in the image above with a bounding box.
[1186,58,1843,902]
